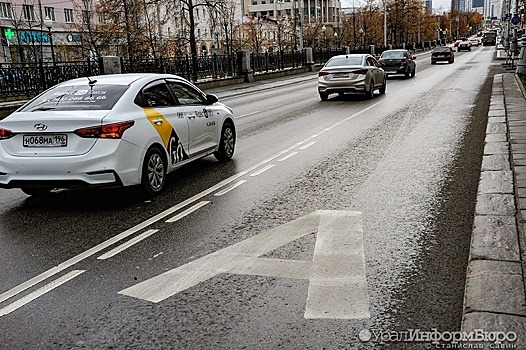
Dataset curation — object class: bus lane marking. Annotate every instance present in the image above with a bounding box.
[119,210,371,319]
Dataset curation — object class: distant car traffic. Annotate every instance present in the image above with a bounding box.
[453,37,468,47]
[457,40,472,51]
[431,46,455,64]
[469,38,481,47]
[0,73,236,196]
[378,49,416,78]
[317,54,386,101]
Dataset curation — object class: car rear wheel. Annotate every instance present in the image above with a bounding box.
[320,92,329,101]
[365,81,375,99]
[404,70,410,78]
[141,147,166,197]
[411,67,416,77]
[21,187,52,196]
[214,121,235,161]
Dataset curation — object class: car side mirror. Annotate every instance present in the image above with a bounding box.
[206,94,218,105]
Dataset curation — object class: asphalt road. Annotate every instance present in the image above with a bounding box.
[0,46,501,349]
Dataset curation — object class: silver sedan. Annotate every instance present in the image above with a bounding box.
[318,54,386,101]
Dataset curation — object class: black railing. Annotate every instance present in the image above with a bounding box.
[0,58,100,102]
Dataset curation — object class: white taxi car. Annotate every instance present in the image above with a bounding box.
[0,73,236,196]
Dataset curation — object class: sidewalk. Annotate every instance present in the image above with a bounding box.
[462,73,526,347]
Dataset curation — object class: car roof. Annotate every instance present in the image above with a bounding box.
[58,73,185,86]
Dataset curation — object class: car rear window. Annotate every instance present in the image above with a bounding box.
[381,51,404,58]
[433,47,451,52]
[21,84,129,112]
[325,57,363,67]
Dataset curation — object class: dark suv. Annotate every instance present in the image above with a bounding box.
[378,49,417,78]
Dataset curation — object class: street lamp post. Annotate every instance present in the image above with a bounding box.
[43,17,55,66]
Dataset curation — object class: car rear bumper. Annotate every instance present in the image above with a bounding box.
[318,78,367,94]
[0,139,144,189]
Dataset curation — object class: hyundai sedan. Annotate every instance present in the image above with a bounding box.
[0,73,236,196]
[318,54,386,101]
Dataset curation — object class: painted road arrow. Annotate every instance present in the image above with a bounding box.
[119,210,371,319]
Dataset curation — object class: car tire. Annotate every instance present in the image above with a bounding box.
[404,70,410,78]
[366,80,375,99]
[449,59,454,64]
[214,121,235,161]
[411,67,415,77]
[379,77,386,94]
[431,61,436,64]
[21,187,52,196]
[141,146,166,197]
[320,92,329,101]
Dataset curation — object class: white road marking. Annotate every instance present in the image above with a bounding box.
[277,152,298,162]
[0,97,383,306]
[236,111,261,119]
[214,180,247,196]
[119,210,370,319]
[166,201,210,223]
[97,229,160,260]
[0,270,85,317]
[299,141,316,150]
[250,164,275,177]
[304,211,370,319]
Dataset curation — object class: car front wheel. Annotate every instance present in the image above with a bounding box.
[214,121,235,161]
[141,147,166,197]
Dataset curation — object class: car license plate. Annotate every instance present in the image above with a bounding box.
[23,134,67,147]
[332,73,349,78]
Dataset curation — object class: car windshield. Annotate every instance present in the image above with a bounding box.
[325,56,363,67]
[21,84,129,112]
[381,51,404,58]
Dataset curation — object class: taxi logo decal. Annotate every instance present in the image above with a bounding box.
[144,108,188,165]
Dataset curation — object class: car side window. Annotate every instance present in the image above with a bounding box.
[138,81,176,108]
[166,81,206,106]
[367,57,377,67]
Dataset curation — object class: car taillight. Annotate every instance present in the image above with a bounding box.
[0,127,13,139]
[401,58,407,65]
[74,121,135,139]
[351,69,368,75]
[318,71,329,77]
[377,59,383,65]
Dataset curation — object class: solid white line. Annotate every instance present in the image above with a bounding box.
[97,229,160,260]
[0,270,85,317]
[0,94,385,305]
[214,180,247,196]
[166,201,210,223]
[250,164,275,177]
[236,111,260,119]
[299,141,316,150]
[277,152,298,162]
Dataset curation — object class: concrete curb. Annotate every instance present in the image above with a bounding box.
[462,73,526,347]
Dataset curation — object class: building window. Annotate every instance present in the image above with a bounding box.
[0,2,13,19]
[64,8,74,23]
[82,10,90,24]
[44,7,55,21]
[22,4,35,21]
[98,12,106,24]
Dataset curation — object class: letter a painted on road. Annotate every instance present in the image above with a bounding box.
[119,210,371,319]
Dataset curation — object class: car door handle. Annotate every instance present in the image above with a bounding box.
[152,118,163,125]
[187,114,196,120]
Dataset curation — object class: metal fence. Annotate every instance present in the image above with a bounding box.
[0,43,445,103]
